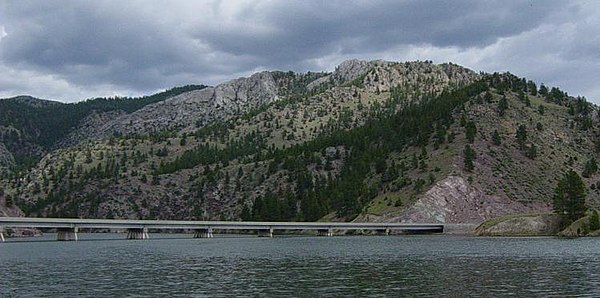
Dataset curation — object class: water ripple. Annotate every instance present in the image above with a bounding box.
[1,235,599,297]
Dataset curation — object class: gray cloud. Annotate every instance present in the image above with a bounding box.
[0,0,598,103]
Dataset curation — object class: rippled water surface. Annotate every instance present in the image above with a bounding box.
[1,234,599,297]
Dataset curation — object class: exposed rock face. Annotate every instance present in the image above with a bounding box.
[362,61,478,94]
[307,59,374,90]
[98,71,280,136]
[58,110,126,147]
[475,214,563,236]
[331,59,373,84]
[399,176,550,224]
[307,60,478,98]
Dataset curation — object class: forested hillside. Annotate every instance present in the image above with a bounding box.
[0,85,207,173]
[1,60,598,224]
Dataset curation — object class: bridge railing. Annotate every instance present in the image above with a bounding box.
[0,217,444,241]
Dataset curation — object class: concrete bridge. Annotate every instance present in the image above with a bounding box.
[0,217,444,241]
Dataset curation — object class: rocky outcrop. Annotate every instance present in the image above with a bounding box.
[399,176,550,224]
[475,214,563,236]
[307,59,374,90]
[58,110,125,147]
[307,60,478,99]
[362,61,478,94]
[557,213,600,237]
[331,59,374,84]
[97,71,280,136]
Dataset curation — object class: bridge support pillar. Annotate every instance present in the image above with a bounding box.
[127,228,149,240]
[57,227,78,241]
[257,228,273,238]
[1,226,5,242]
[376,228,390,236]
[194,228,214,238]
[317,228,333,237]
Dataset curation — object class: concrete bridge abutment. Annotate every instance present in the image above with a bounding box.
[57,227,78,241]
[193,228,214,238]
[257,228,273,237]
[127,228,149,240]
[317,228,333,237]
[376,228,390,236]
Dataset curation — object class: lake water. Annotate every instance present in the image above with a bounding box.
[1,234,599,297]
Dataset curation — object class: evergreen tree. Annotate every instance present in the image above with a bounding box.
[553,170,587,223]
[463,145,476,172]
[527,80,537,96]
[526,144,537,159]
[538,104,545,115]
[524,95,531,107]
[590,210,600,231]
[491,130,502,145]
[498,96,508,116]
[582,157,598,178]
[516,124,527,150]
[536,122,543,131]
[539,84,549,96]
[241,205,252,221]
[465,121,477,143]
[484,91,493,103]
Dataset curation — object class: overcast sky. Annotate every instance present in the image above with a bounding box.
[0,1,598,103]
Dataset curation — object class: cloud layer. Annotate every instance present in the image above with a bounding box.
[0,1,598,103]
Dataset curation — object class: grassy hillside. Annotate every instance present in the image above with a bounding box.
[2,61,599,224]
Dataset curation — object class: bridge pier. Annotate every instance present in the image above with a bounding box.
[376,228,390,236]
[317,228,333,237]
[1,226,4,242]
[127,228,149,240]
[193,228,214,238]
[257,228,273,238]
[57,227,78,241]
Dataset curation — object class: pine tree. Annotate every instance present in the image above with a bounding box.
[241,205,252,221]
[553,170,587,223]
[491,130,502,145]
[498,96,508,116]
[527,80,537,96]
[484,91,493,103]
[539,84,549,96]
[463,145,476,172]
[524,95,531,107]
[526,144,537,159]
[582,157,598,178]
[465,121,477,143]
[589,210,600,231]
[516,124,527,150]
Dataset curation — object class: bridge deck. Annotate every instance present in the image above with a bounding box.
[0,217,443,231]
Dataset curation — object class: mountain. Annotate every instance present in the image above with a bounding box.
[0,85,208,173]
[1,59,598,224]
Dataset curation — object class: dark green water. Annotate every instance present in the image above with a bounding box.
[1,234,599,297]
